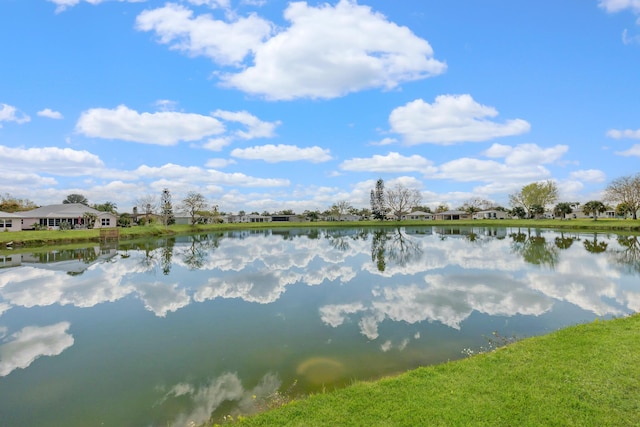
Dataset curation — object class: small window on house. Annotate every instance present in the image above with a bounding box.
[5,220,11,227]
[101,218,110,226]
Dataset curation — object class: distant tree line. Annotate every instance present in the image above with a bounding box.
[2,173,639,223]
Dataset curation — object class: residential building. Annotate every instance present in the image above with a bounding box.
[19,204,117,230]
[402,210,433,220]
[0,211,22,232]
[473,210,507,220]
[433,210,471,220]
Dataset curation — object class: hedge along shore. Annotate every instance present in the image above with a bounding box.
[230,314,640,427]
[1,218,640,249]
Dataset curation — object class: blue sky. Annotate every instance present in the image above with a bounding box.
[1,0,639,214]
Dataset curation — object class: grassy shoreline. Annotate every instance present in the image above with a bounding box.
[231,314,640,427]
[1,218,639,248]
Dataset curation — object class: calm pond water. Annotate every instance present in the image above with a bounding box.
[0,226,638,426]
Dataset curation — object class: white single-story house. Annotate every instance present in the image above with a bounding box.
[473,210,507,220]
[568,207,618,220]
[270,214,305,222]
[433,210,472,220]
[19,204,117,230]
[0,211,23,232]
[240,214,272,223]
[402,211,433,220]
[324,214,361,221]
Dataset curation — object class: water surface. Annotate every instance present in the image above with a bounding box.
[0,226,638,426]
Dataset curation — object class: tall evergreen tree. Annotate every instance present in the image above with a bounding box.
[160,188,175,226]
[370,178,386,220]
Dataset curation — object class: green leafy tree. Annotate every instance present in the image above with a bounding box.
[461,204,480,215]
[0,194,37,212]
[136,194,158,224]
[63,193,89,205]
[582,200,607,220]
[118,213,132,227]
[615,202,634,218]
[530,204,545,219]
[304,210,320,221]
[435,204,449,213]
[604,173,640,220]
[511,206,527,219]
[93,201,117,213]
[331,200,353,221]
[181,191,207,225]
[553,202,574,219]
[82,212,97,229]
[509,180,558,218]
[370,178,386,220]
[461,198,494,213]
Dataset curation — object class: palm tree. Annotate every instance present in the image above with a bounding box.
[553,202,574,219]
[582,200,607,220]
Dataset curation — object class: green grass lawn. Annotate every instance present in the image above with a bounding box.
[1,218,639,247]
[230,314,640,427]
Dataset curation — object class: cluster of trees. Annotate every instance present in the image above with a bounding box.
[508,174,640,220]
[369,179,423,220]
[0,194,38,212]
[2,173,639,224]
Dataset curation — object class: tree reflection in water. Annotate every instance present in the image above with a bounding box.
[161,237,175,275]
[583,233,609,254]
[554,232,580,250]
[182,233,222,270]
[370,227,422,272]
[611,235,640,274]
[325,229,352,252]
[509,228,559,268]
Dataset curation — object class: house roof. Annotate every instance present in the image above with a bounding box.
[19,203,103,218]
[406,210,432,216]
[0,211,22,218]
[436,210,468,215]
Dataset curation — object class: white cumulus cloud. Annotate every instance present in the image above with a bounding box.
[607,128,640,139]
[37,108,64,119]
[598,0,640,14]
[223,0,446,99]
[389,94,530,145]
[135,163,290,187]
[48,0,145,13]
[0,103,30,126]
[136,0,446,100]
[135,3,273,66]
[231,144,332,163]
[615,144,640,157]
[0,145,104,175]
[75,105,226,145]
[484,143,568,166]
[340,152,436,173]
[211,110,280,139]
[569,169,607,183]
